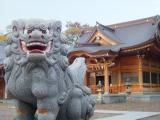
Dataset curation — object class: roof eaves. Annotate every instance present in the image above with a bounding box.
[120,38,155,52]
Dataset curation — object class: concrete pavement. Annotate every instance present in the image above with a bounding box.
[94,110,160,120]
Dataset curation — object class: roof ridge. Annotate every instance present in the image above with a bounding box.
[96,21,115,32]
[108,15,157,29]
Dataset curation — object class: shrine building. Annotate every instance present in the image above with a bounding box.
[68,15,160,94]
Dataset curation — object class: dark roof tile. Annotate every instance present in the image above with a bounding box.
[73,16,158,53]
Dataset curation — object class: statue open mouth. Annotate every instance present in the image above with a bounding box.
[20,40,52,55]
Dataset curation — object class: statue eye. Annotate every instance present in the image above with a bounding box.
[27,30,32,34]
[42,30,46,34]
[57,27,61,32]
[12,26,17,31]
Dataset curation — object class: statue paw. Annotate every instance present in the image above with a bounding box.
[57,92,68,105]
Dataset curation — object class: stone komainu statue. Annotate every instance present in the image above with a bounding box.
[4,19,95,120]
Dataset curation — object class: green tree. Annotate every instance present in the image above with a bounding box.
[64,21,92,46]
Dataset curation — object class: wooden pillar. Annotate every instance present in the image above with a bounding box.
[84,72,88,86]
[138,56,143,92]
[118,62,122,93]
[157,73,159,87]
[149,58,152,91]
[89,72,96,94]
[104,63,109,93]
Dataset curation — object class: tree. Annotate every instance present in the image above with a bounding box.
[0,25,12,42]
[0,33,8,42]
[64,21,92,46]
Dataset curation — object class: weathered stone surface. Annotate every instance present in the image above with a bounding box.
[131,94,160,102]
[102,94,127,104]
[4,19,96,120]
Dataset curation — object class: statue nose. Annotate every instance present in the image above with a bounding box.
[29,30,43,39]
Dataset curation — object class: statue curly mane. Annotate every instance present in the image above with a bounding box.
[4,19,95,120]
[5,20,69,89]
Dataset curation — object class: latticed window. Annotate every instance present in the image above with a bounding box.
[159,74,160,84]
[143,72,159,84]
[151,73,158,84]
[121,72,138,84]
[143,72,150,83]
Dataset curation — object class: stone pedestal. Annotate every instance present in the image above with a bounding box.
[131,94,160,102]
[102,93,127,104]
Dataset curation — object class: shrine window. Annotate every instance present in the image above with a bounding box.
[0,69,3,77]
[121,72,138,84]
[151,72,158,84]
[159,74,160,84]
[143,72,150,83]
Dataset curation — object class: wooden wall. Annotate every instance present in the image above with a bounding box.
[109,55,140,93]
[0,66,4,98]
[78,54,160,94]
[142,56,160,73]
[142,56,160,92]
[109,55,160,94]
[85,55,141,94]
[119,55,139,73]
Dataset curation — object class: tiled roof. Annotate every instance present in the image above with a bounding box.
[78,32,92,44]
[71,16,158,53]
[71,45,111,53]
[97,24,121,44]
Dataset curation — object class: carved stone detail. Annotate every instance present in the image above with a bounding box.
[4,19,95,120]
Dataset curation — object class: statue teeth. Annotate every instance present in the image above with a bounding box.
[45,42,51,52]
[20,41,29,53]
[26,42,46,46]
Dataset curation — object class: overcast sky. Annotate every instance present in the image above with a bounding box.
[1,0,160,32]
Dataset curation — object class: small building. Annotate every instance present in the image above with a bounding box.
[0,42,5,98]
[68,16,160,94]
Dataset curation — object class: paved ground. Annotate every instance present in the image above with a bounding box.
[94,101,160,120]
[0,101,160,120]
[95,101,160,112]
[0,103,16,120]
[93,110,160,120]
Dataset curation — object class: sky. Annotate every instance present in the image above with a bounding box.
[1,0,160,33]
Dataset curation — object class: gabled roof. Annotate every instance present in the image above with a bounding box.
[78,22,120,45]
[72,15,159,54]
[92,22,121,45]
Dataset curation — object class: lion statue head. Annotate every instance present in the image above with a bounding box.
[4,19,69,88]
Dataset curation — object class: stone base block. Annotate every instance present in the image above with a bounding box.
[102,94,127,104]
[131,95,160,102]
